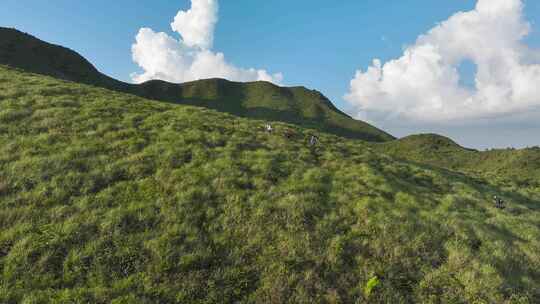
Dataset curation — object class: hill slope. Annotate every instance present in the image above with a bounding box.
[374,134,540,188]
[0,27,394,142]
[1,65,539,303]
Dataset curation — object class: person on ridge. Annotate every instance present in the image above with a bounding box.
[309,135,319,146]
[493,195,505,209]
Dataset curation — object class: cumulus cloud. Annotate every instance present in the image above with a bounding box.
[345,0,540,124]
[131,0,282,84]
[170,0,218,49]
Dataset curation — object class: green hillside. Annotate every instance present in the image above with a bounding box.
[0,27,393,142]
[1,65,539,303]
[374,134,540,188]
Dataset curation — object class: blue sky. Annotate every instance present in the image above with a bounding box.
[2,1,540,148]
[1,1,480,105]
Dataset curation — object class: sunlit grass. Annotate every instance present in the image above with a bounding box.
[0,65,539,303]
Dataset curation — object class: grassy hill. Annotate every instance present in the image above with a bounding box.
[0,27,393,143]
[1,65,539,303]
[374,134,540,188]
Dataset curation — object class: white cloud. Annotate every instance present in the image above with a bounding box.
[345,0,540,124]
[131,0,282,84]
[171,0,218,49]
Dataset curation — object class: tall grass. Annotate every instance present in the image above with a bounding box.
[0,65,539,303]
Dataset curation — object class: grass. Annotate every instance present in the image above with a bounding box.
[0,65,539,303]
[0,27,394,143]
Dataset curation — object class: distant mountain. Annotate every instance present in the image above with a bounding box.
[0,27,394,142]
[374,134,540,187]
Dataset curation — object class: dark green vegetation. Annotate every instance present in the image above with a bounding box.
[0,27,393,142]
[375,134,540,189]
[1,65,540,303]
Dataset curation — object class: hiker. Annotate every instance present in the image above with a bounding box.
[309,135,319,146]
[493,196,506,209]
[265,124,273,133]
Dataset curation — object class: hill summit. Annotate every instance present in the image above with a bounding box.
[375,133,540,186]
[0,27,394,142]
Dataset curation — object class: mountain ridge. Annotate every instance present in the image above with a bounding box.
[0,27,394,142]
[2,26,537,184]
